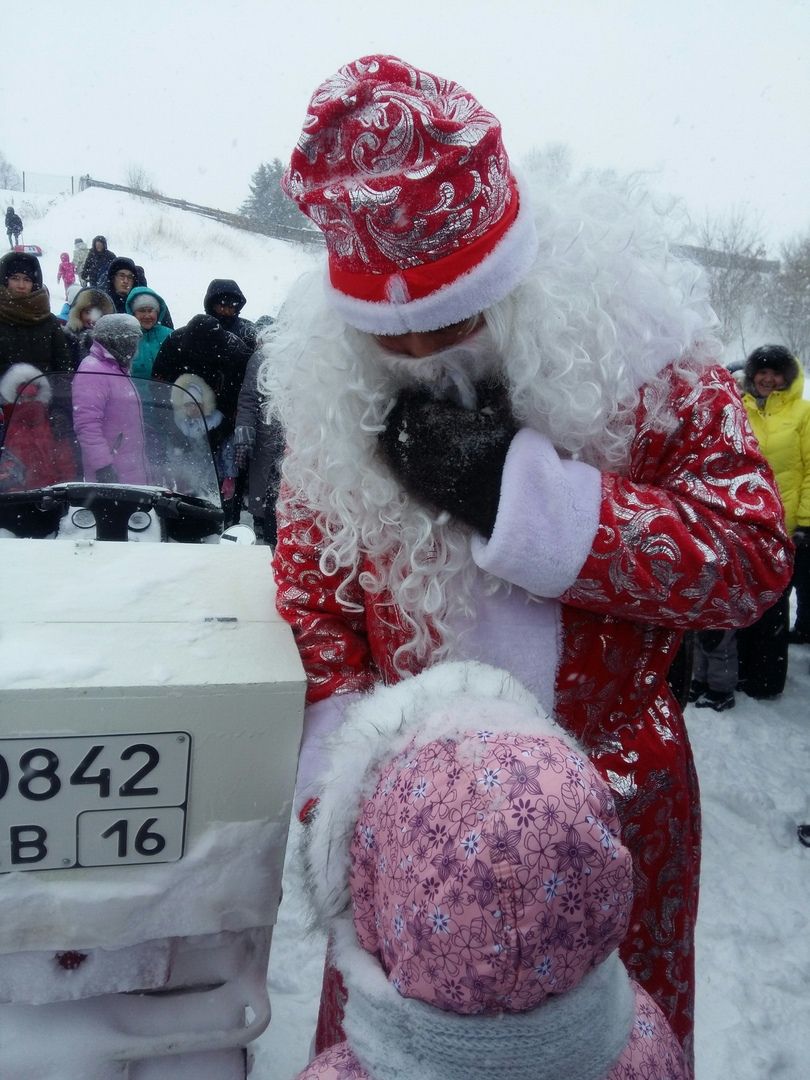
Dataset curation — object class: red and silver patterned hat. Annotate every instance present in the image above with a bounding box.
[283,55,538,334]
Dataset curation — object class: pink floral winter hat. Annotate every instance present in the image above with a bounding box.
[307,663,634,1016]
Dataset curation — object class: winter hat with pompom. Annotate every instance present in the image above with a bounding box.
[91,314,142,367]
[283,55,537,334]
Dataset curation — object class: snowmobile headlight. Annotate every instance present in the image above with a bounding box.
[71,508,96,529]
[127,511,152,532]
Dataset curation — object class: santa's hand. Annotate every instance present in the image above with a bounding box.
[379,381,517,537]
[221,476,236,501]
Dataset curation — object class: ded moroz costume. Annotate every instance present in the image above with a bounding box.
[262,55,791,1072]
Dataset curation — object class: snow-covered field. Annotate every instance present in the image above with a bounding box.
[3,187,809,1077]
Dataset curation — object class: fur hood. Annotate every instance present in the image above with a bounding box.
[307,661,634,1017]
[743,344,801,396]
[308,661,580,922]
[0,363,51,405]
[66,287,115,332]
[171,371,217,418]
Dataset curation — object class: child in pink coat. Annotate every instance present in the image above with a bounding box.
[297,662,687,1080]
[56,252,77,297]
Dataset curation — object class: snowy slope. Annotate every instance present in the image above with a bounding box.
[1,186,320,325]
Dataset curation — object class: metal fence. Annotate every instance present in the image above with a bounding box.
[19,172,84,196]
[80,177,325,248]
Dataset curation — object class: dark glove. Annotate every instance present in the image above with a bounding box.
[792,528,810,548]
[378,381,517,537]
[95,464,118,483]
[234,444,250,472]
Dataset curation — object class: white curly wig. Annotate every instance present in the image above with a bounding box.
[259,170,722,674]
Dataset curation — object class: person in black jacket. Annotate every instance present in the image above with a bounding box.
[0,252,72,383]
[152,315,252,523]
[5,207,23,248]
[80,236,116,287]
[203,278,257,352]
[104,257,139,313]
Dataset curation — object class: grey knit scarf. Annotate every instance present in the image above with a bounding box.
[334,916,636,1080]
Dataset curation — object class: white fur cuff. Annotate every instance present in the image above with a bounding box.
[472,428,601,597]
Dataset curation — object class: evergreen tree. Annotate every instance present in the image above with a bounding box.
[239,159,311,232]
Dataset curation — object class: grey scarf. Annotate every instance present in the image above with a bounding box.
[334,916,636,1080]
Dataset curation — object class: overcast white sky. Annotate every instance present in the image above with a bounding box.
[3,0,808,251]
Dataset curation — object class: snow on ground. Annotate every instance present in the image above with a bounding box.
[3,187,809,1077]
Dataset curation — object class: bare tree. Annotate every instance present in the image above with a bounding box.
[761,234,810,362]
[522,142,574,184]
[696,208,769,353]
[0,151,22,191]
[124,163,160,195]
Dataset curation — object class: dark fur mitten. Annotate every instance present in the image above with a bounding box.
[379,381,517,537]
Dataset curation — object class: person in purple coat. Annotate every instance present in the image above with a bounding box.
[72,314,147,484]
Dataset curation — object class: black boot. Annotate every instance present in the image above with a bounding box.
[693,688,736,712]
[687,680,708,704]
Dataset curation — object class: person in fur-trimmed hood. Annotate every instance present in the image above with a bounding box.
[263,56,791,1069]
[0,364,75,490]
[62,286,115,368]
[298,662,687,1080]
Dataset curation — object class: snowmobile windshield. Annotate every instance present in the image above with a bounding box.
[0,371,224,540]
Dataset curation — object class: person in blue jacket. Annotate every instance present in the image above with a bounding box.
[125,286,172,380]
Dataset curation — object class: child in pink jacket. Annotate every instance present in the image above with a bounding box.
[56,252,77,297]
[297,662,687,1080]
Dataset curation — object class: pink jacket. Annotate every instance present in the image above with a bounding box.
[297,664,688,1080]
[57,253,77,287]
[73,344,147,482]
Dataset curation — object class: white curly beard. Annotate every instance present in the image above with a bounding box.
[259,172,722,673]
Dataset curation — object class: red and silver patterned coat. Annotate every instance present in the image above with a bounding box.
[273,364,791,1068]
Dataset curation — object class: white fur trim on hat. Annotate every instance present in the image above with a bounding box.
[0,363,51,405]
[306,661,576,923]
[325,177,539,335]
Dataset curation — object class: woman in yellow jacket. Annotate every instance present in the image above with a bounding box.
[739,344,810,695]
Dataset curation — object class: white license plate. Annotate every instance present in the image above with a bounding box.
[0,732,190,872]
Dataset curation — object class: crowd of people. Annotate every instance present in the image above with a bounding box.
[0,244,281,539]
[0,51,807,1078]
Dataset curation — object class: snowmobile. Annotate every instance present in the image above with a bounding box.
[0,370,306,1078]
[0,369,245,545]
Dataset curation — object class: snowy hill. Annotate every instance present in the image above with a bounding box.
[1,186,320,324]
